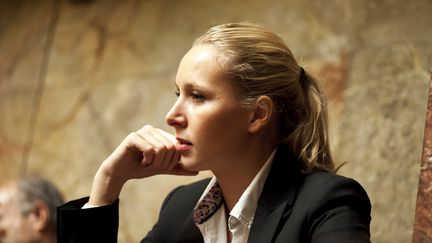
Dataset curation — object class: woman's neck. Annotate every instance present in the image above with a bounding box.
[212,143,275,211]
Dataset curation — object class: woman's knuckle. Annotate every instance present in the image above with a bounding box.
[143,125,153,131]
[166,144,175,151]
[143,147,154,154]
[154,145,166,154]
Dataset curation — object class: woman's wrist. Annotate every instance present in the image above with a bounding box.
[88,165,126,206]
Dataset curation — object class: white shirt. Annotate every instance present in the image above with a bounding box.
[192,149,276,243]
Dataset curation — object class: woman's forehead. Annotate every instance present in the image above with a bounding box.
[176,46,224,84]
[180,45,219,67]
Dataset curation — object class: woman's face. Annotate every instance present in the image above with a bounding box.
[165,45,252,172]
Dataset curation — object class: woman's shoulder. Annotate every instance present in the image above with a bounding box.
[297,170,371,211]
[304,169,364,185]
[282,170,372,242]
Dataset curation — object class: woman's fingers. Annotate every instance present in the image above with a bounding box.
[135,131,166,167]
[113,125,195,179]
[125,132,154,165]
[148,128,180,168]
[156,128,178,143]
[155,128,181,169]
[134,125,179,171]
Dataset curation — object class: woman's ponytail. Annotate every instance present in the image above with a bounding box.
[284,68,335,172]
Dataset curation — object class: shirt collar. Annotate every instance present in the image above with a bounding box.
[192,177,223,225]
[229,149,276,227]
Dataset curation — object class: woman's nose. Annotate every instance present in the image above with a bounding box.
[165,101,186,128]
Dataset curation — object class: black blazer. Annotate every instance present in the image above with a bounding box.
[58,147,371,243]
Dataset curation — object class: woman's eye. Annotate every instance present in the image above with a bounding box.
[174,91,180,97]
[191,92,205,102]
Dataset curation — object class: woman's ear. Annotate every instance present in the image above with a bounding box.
[248,96,274,133]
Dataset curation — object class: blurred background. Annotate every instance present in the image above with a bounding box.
[0,0,430,242]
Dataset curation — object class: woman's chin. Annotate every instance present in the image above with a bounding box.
[179,158,205,172]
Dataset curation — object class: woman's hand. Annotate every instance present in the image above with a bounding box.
[88,125,198,206]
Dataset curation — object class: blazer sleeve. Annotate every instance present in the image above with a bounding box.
[307,175,371,243]
[57,197,119,243]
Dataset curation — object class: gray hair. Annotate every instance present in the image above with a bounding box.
[16,176,64,232]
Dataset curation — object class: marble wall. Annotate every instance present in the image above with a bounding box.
[1,0,431,242]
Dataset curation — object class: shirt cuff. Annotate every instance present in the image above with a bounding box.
[82,203,99,209]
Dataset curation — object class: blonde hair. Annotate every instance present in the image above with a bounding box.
[194,23,335,172]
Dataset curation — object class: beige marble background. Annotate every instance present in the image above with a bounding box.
[1,0,431,242]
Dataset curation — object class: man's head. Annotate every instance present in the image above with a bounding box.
[0,176,64,243]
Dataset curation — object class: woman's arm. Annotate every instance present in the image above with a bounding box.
[57,125,198,243]
[89,125,197,206]
[57,197,120,243]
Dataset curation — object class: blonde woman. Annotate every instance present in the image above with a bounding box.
[58,23,371,243]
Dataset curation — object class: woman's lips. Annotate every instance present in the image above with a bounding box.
[175,137,193,151]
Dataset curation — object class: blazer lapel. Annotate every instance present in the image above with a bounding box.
[248,145,303,243]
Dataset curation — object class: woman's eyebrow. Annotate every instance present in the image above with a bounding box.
[176,81,208,91]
